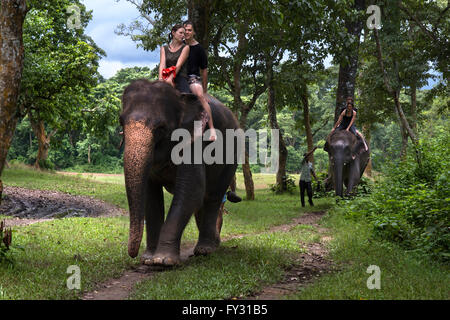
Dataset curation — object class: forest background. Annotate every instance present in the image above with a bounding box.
[1,0,448,260]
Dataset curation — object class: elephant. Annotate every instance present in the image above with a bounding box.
[119,79,239,267]
[324,130,370,197]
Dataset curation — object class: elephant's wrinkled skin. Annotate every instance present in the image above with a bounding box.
[324,130,370,197]
[120,79,239,266]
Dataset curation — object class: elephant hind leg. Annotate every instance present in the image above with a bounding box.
[194,200,223,256]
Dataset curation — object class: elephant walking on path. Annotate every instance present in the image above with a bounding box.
[324,130,370,197]
[120,79,239,267]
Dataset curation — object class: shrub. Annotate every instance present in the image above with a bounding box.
[339,130,450,262]
[270,175,297,194]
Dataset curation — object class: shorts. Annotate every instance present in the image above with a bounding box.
[188,74,202,86]
[174,75,191,93]
[337,123,357,135]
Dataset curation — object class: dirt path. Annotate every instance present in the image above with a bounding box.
[82,246,196,300]
[245,211,333,300]
[82,211,332,301]
[1,184,333,300]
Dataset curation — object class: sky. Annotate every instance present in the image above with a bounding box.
[81,0,159,79]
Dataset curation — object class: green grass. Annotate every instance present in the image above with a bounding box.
[0,165,324,300]
[1,165,448,300]
[0,216,137,299]
[288,211,450,300]
[131,227,319,300]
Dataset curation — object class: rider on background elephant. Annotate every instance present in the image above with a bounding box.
[325,97,370,197]
[331,97,368,151]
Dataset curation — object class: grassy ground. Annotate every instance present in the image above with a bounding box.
[290,211,449,300]
[0,165,448,300]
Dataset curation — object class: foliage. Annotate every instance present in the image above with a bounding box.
[269,175,297,195]
[340,127,450,261]
[293,208,449,300]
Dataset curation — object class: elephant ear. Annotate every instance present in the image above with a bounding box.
[178,93,204,134]
[352,138,366,157]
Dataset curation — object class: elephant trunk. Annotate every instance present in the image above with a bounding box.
[333,157,344,197]
[123,121,154,258]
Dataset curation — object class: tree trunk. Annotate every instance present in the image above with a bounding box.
[238,108,255,200]
[393,101,408,161]
[0,0,28,204]
[187,0,213,49]
[410,83,417,134]
[373,28,421,165]
[362,123,372,176]
[88,144,91,164]
[267,62,288,191]
[29,113,50,169]
[334,0,366,123]
[242,155,255,201]
[300,84,314,163]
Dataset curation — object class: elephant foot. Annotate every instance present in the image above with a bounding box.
[148,252,180,267]
[194,240,220,256]
[140,250,154,265]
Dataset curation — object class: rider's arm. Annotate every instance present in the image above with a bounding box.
[176,45,190,75]
[332,111,344,131]
[158,46,166,80]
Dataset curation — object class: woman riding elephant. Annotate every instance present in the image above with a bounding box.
[159,23,216,141]
[158,24,190,93]
[331,97,368,151]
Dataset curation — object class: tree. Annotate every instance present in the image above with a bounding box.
[369,0,433,165]
[19,0,104,169]
[333,0,366,123]
[0,0,29,203]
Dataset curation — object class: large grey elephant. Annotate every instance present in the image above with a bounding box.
[324,130,370,197]
[120,79,239,267]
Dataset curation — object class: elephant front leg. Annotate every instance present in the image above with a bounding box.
[346,161,361,196]
[150,164,205,266]
[141,183,165,265]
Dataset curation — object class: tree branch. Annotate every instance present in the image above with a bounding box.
[311,118,330,138]
[127,0,156,26]
[398,1,439,43]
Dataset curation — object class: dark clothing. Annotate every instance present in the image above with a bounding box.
[174,76,190,93]
[163,45,188,78]
[300,180,314,207]
[187,43,208,77]
[300,160,315,207]
[337,110,357,135]
[163,45,190,93]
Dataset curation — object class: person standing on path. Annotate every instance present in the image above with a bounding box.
[183,20,216,141]
[299,148,319,207]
